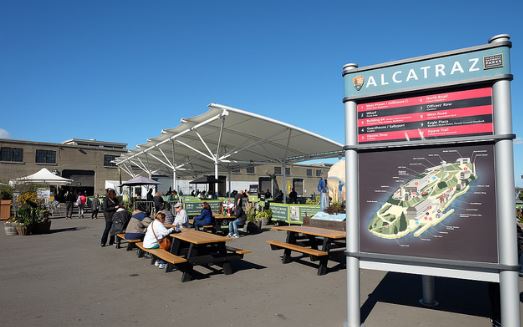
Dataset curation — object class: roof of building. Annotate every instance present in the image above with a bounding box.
[116,103,343,177]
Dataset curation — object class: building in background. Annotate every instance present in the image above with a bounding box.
[0,138,128,197]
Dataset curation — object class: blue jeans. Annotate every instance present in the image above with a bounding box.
[228,218,242,235]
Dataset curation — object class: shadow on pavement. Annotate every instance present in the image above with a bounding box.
[49,226,87,234]
[361,272,493,324]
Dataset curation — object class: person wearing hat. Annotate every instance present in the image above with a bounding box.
[173,202,188,228]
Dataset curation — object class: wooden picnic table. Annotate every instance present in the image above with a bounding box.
[268,225,346,275]
[169,229,246,282]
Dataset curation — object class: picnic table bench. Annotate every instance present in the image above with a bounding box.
[135,242,189,273]
[116,233,141,250]
[268,225,346,275]
[169,229,250,282]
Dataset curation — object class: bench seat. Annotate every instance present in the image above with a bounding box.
[135,242,188,273]
[226,246,252,255]
[267,240,329,275]
[267,240,327,257]
[116,233,141,250]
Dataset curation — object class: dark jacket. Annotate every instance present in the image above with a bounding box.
[103,197,119,222]
[153,195,164,212]
[110,209,130,235]
[194,208,213,226]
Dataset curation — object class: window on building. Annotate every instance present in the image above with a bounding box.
[35,150,56,164]
[274,166,281,175]
[104,155,117,167]
[306,169,312,177]
[285,167,291,176]
[315,169,322,177]
[0,147,23,162]
[246,166,255,174]
[231,166,240,173]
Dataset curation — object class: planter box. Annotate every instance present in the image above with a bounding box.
[0,200,12,220]
[303,216,346,231]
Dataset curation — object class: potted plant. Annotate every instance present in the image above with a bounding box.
[0,185,13,220]
[11,190,52,235]
[255,208,272,229]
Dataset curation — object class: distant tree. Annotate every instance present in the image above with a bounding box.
[437,181,448,189]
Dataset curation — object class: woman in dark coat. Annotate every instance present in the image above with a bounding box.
[193,202,213,229]
[100,188,119,247]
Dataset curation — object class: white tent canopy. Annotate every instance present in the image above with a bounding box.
[115,103,343,199]
[12,168,73,186]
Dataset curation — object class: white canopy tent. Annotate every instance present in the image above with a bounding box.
[11,168,73,186]
[115,103,343,202]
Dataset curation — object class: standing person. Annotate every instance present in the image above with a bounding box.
[193,202,213,229]
[153,191,164,213]
[65,190,75,219]
[264,189,272,199]
[77,192,87,219]
[288,188,298,204]
[91,194,99,219]
[318,178,329,211]
[173,202,189,228]
[100,189,119,247]
[146,189,153,201]
[143,212,174,269]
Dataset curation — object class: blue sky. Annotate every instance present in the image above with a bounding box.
[1,0,522,186]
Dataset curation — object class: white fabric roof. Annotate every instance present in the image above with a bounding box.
[13,168,73,185]
[116,103,343,177]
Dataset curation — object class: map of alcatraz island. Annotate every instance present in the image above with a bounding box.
[368,157,476,239]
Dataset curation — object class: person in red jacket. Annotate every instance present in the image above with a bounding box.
[77,192,87,219]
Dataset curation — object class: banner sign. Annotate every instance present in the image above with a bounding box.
[344,45,510,99]
[358,143,498,263]
[358,87,493,143]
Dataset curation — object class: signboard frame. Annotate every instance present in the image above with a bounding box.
[343,35,520,327]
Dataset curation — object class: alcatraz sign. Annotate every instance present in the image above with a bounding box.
[344,45,510,100]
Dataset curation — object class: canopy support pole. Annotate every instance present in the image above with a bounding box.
[282,161,287,204]
[228,168,232,201]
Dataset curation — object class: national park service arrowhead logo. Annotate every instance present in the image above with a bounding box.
[352,75,364,91]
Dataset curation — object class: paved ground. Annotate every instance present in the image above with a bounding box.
[0,217,521,327]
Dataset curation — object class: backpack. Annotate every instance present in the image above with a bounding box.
[110,210,130,235]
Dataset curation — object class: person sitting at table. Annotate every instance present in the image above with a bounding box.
[193,202,214,229]
[159,203,175,225]
[143,212,174,269]
[124,203,152,240]
[228,195,246,239]
[173,202,189,228]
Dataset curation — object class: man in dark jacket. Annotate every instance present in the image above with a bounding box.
[100,189,119,247]
[65,190,75,219]
[153,191,164,213]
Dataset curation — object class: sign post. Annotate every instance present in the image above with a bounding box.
[343,35,520,326]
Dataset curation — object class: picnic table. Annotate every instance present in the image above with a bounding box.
[268,225,346,275]
[169,229,249,282]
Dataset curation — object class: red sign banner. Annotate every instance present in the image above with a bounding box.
[357,87,493,143]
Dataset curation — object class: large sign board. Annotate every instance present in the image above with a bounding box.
[359,143,497,263]
[343,37,513,272]
[343,36,518,326]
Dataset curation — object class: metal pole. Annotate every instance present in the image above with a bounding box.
[344,63,361,327]
[490,34,520,327]
[282,162,287,204]
[214,161,219,196]
[228,168,232,200]
[172,169,177,193]
[419,275,438,307]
